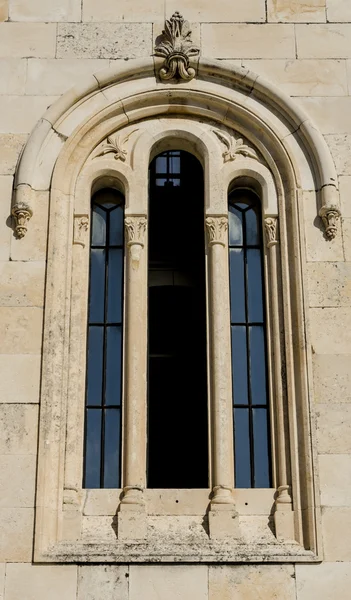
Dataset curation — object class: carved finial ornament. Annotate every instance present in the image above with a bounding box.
[11,202,33,238]
[125,216,147,265]
[213,129,259,163]
[94,129,138,162]
[154,12,200,81]
[205,216,228,247]
[319,205,341,240]
[264,217,279,248]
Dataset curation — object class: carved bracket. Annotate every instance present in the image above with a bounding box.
[154,12,200,81]
[125,216,147,265]
[319,205,341,240]
[73,215,89,247]
[94,129,138,162]
[213,129,259,163]
[11,202,33,238]
[205,216,228,247]
[264,217,279,248]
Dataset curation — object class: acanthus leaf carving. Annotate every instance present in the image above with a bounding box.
[73,215,89,247]
[205,216,228,247]
[125,216,147,266]
[11,202,33,239]
[319,205,341,240]
[213,129,260,163]
[264,217,279,248]
[154,12,199,81]
[94,129,138,162]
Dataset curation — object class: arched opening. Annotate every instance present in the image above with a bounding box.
[147,150,209,488]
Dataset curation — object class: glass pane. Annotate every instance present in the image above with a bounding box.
[89,249,105,322]
[234,408,251,488]
[103,408,121,488]
[92,205,106,246]
[84,409,102,488]
[247,249,264,323]
[155,156,167,173]
[107,249,123,323]
[231,326,248,405]
[109,205,124,246]
[169,155,180,174]
[228,205,243,246]
[169,178,180,187]
[253,408,270,487]
[156,178,167,187]
[249,326,267,405]
[105,326,122,406]
[86,326,104,406]
[245,207,259,245]
[229,248,245,323]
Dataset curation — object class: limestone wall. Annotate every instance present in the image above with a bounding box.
[0,0,350,598]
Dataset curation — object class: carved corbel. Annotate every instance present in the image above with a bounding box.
[319,205,341,240]
[125,216,147,266]
[154,12,200,81]
[205,216,228,247]
[264,217,279,248]
[11,202,33,238]
[73,215,89,247]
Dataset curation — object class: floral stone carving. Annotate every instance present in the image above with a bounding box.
[319,205,341,240]
[205,216,228,247]
[264,217,279,248]
[11,202,33,238]
[154,12,200,81]
[94,129,138,162]
[213,129,259,163]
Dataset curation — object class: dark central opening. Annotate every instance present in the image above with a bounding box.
[147,150,208,488]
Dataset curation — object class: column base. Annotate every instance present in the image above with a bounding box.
[208,506,240,540]
[117,486,147,540]
[274,509,295,542]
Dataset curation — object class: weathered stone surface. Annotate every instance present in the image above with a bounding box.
[83,0,163,22]
[342,218,351,261]
[268,0,326,23]
[316,404,351,453]
[0,454,36,508]
[26,58,109,95]
[327,0,351,22]
[165,0,265,22]
[4,564,77,600]
[0,405,38,455]
[0,563,4,600]
[202,24,295,59]
[0,354,40,403]
[319,454,351,507]
[0,134,27,176]
[209,565,296,600]
[0,307,43,354]
[0,261,45,307]
[310,308,351,354]
[296,24,351,58]
[297,97,351,134]
[0,59,26,94]
[339,176,351,217]
[313,354,351,404]
[129,566,208,600]
[325,134,351,176]
[322,507,351,560]
[0,509,34,561]
[9,0,81,22]
[0,23,56,58]
[78,566,129,600]
[0,95,58,134]
[306,262,351,307]
[0,176,13,262]
[57,23,152,59]
[296,563,351,600]
[10,192,48,261]
[0,0,8,21]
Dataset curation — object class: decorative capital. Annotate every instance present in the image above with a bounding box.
[213,129,259,163]
[319,205,341,240]
[264,217,278,248]
[205,216,228,247]
[125,216,147,265]
[11,202,33,239]
[94,129,138,162]
[73,215,89,247]
[154,12,199,81]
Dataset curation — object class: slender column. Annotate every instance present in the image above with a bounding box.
[264,217,294,541]
[206,216,239,538]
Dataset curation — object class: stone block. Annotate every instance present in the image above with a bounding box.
[242,59,347,97]
[83,0,164,22]
[296,563,351,600]
[57,23,152,59]
[166,0,265,22]
[0,23,56,58]
[0,59,25,94]
[342,218,351,262]
[0,261,45,307]
[339,176,351,217]
[0,176,13,262]
[0,404,38,455]
[201,24,295,59]
[208,509,240,540]
[296,24,351,59]
[325,134,351,176]
[0,454,36,508]
[4,564,77,600]
[0,134,27,176]
[319,454,351,507]
[10,192,48,261]
[129,566,208,600]
[0,563,4,600]
[0,307,43,354]
[302,191,344,262]
[209,565,296,600]
[268,0,326,22]
[306,262,351,307]
[313,354,351,404]
[0,0,8,21]
[310,308,351,355]
[0,354,41,403]
[0,95,58,134]
[78,566,129,600]
[316,403,351,453]
[322,507,351,561]
[297,96,351,135]
[0,508,34,561]
[117,510,147,540]
[9,0,81,21]
[327,0,351,22]
[26,58,109,95]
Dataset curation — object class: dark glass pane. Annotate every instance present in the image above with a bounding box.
[85,409,102,488]
[169,178,180,187]
[156,178,167,186]
[107,249,123,323]
[105,326,122,406]
[245,207,259,245]
[229,248,245,323]
[231,326,248,405]
[89,249,105,322]
[92,205,106,246]
[228,205,243,246]
[103,408,121,488]
[234,408,251,488]
[253,408,270,487]
[249,326,267,405]
[155,156,167,173]
[169,155,180,174]
[86,326,104,406]
[109,205,124,246]
[247,249,264,323]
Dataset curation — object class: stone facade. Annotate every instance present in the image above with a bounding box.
[0,1,350,598]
